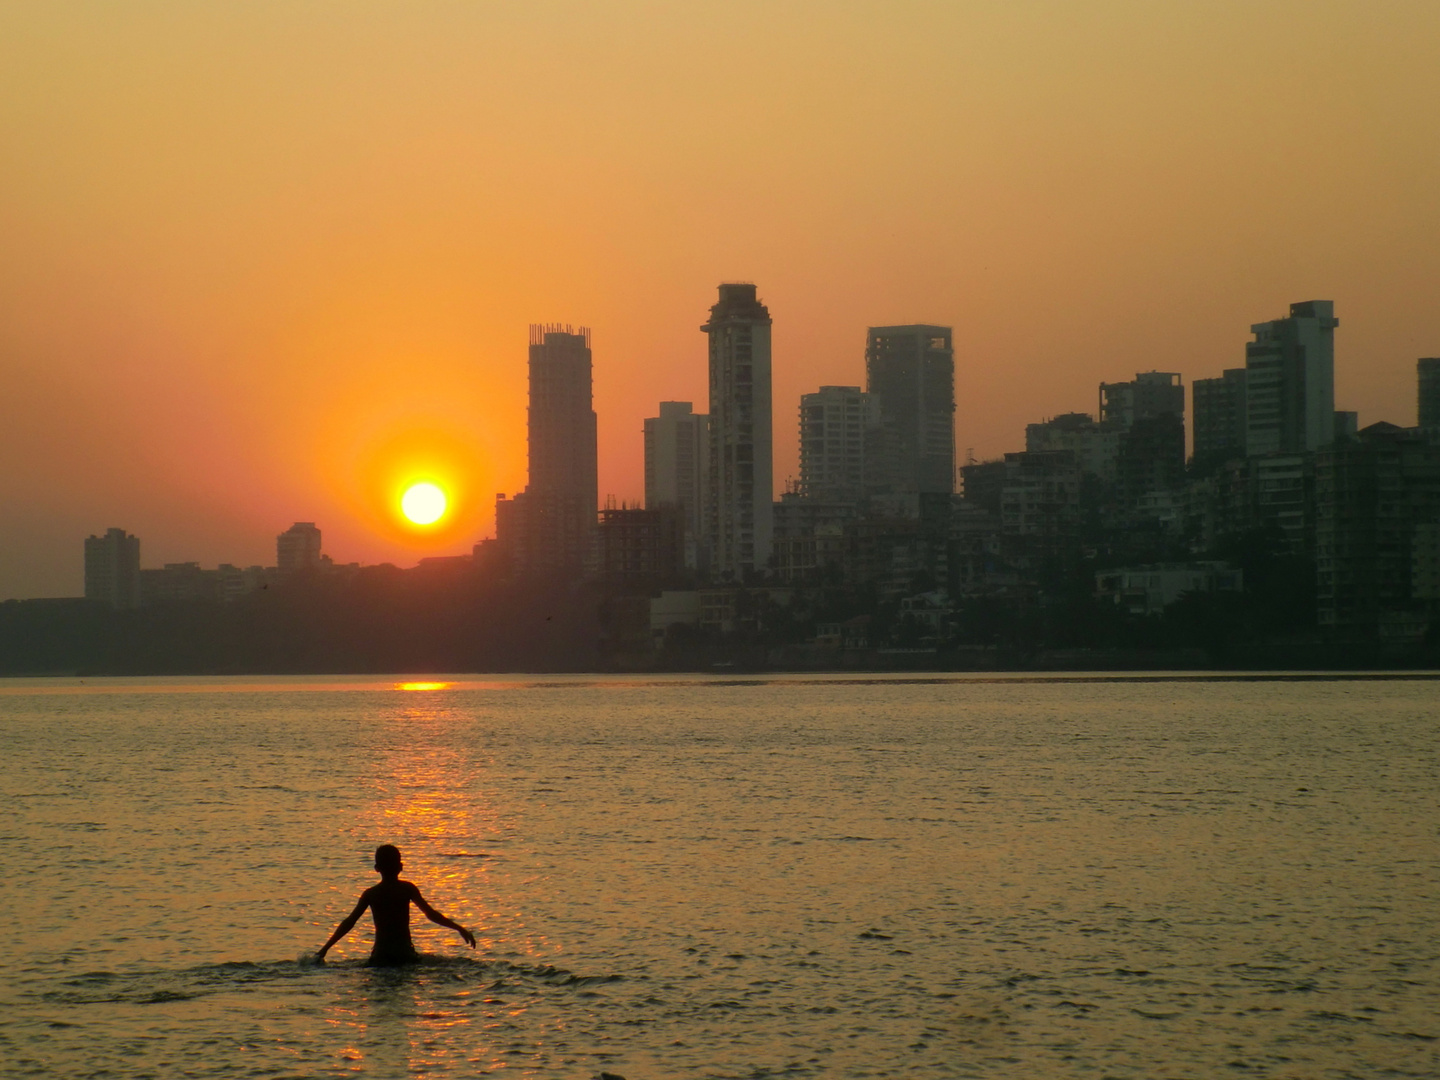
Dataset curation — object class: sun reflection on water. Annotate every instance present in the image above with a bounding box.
[312,687,566,1070]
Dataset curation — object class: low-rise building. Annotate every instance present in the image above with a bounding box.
[217,564,274,601]
[813,614,871,649]
[649,590,702,647]
[1095,562,1243,616]
[141,562,221,605]
[898,590,952,635]
[1415,522,1440,602]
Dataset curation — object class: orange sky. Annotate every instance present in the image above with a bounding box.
[3,1,1439,598]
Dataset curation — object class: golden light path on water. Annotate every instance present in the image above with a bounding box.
[316,685,554,1075]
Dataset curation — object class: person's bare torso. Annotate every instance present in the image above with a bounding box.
[365,879,419,964]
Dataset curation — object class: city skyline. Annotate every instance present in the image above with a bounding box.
[22,291,1440,598]
[4,3,1440,598]
[45,290,1440,658]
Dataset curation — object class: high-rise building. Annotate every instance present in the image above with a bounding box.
[999,451,1083,563]
[527,325,598,506]
[959,459,1007,516]
[1096,372,1186,508]
[704,284,773,580]
[140,562,220,604]
[1244,300,1338,456]
[1192,368,1248,468]
[644,401,707,548]
[1316,422,1440,643]
[1099,371,1184,428]
[1419,358,1440,433]
[496,324,599,575]
[84,527,141,609]
[865,325,955,497]
[277,522,322,573]
[1118,412,1187,507]
[799,385,879,504]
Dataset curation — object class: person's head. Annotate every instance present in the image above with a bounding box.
[374,844,403,878]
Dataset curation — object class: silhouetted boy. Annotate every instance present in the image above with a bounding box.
[317,844,476,965]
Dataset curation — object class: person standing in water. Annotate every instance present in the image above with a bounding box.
[316,844,476,965]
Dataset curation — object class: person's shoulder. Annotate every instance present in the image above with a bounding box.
[398,878,422,895]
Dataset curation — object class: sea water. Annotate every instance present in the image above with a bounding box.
[1,673,1437,1079]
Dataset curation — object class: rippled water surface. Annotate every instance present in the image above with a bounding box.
[2,673,1438,1079]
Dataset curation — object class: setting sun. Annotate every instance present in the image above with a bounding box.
[400,482,447,526]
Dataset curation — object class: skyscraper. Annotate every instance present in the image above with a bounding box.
[527,325,598,506]
[704,283,773,580]
[1244,301,1338,456]
[865,325,955,498]
[496,324,599,575]
[799,385,879,504]
[644,401,707,546]
[276,522,322,573]
[1419,357,1440,433]
[84,527,141,609]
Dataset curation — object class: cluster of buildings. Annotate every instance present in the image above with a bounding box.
[85,284,1440,653]
[491,288,1440,649]
[492,284,959,584]
[83,521,348,609]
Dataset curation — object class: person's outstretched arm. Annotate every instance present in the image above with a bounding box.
[317,892,371,960]
[412,886,477,948]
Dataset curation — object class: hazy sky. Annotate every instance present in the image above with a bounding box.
[3,1,1439,598]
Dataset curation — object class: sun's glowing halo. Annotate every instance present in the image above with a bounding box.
[400,482,447,525]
